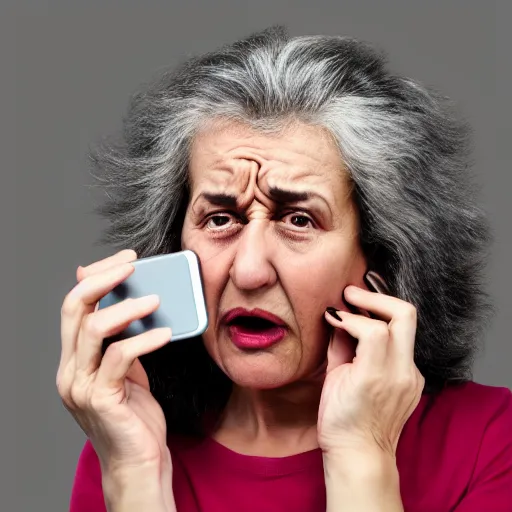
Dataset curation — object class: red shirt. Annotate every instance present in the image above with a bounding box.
[70,381,512,511]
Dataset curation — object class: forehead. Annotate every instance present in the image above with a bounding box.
[187,120,352,206]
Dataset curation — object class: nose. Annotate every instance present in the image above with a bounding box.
[229,220,277,291]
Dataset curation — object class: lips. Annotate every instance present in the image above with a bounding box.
[221,308,287,349]
[222,308,286,327]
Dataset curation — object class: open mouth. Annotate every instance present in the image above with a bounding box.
[228,316,278,331]
[223,309,287,349]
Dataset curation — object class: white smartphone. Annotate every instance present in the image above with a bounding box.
[98,250,208,341]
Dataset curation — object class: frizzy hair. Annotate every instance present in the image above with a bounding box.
[90,26,494,435]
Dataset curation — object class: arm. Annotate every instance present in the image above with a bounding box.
[102,464,175,512]
[70,440,177,512]
[58,252,177,512]
[319,283,423,512]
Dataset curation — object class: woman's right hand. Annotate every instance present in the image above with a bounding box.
[56,249,173,487]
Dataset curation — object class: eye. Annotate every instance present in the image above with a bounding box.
[281,212,315,229]
[204,212,241,231]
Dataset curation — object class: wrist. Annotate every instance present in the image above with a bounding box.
[323,442,397,476]
[323,449,403,512]
[102,459,175,512]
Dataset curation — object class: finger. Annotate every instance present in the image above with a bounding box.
[325,310,390,372]
[59,263,135,369]
[75,294,160,376]
[388,305,418,372]
[343,285,404,322]
[95,327,172,390]
[76,249,137,282]
[56,353,78,409]
[344,287,417,362]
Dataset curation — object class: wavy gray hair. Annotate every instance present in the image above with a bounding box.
[91,26,494,434]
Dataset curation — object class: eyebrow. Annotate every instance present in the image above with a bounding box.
[198,187,314,208]
[199,192,238,208]
[267,186,310,203]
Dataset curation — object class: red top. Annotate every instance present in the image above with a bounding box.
[70,381,512,511]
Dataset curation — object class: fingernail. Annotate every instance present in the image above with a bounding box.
[342,294,360,314]
[326,307,343,322]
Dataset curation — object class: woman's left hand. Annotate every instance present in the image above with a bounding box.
[317,284,425,458]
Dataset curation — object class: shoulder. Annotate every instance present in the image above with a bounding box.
[399,381,512,509]
[414,380,511,424]
[434,380,511,425]
[413,381,512,477]
[432,382,512,507]
[443,381,512,450]
[445,380,511,405]
[401,380,512,461]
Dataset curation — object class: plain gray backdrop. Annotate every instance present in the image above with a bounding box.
[7,1,509,511]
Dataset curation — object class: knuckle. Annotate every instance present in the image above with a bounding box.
[402,304,417,321]
[121,248,137,259]
[396,369,423,393]
[57,382,74,409]
[69,381,87,409]
[61,294,81,318]
[104,340,128,363]
[56,366,74,402]
[82,314,106,339]
[415,371,426,388]
[395,374,415,390]
[369,323,389,340]
[56,378,70,402]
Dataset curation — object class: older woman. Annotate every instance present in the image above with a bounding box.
[57,26,511,512]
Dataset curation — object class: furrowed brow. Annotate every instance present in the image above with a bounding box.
[197,192,238,208]
[267,186,311,204]
[194,187,326,210]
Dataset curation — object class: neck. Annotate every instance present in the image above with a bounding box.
[212,375,324,457]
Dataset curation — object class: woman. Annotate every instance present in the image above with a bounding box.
[57,26,512,511]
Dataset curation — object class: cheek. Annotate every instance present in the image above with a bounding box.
[282,241,365,309]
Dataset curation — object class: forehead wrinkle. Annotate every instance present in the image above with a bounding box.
[192,158,261,210]
[236,159,260,208]
[259,169,335,204]
[189,121,352,214]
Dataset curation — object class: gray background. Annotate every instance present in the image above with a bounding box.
[7,1,508,511]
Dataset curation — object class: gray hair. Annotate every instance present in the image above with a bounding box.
[91,26,494,432]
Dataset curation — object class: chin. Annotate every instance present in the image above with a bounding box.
[221,359,297,390]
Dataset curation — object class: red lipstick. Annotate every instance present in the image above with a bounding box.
[222,308,287,349]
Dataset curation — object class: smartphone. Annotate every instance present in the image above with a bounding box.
[98,250,208,341]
